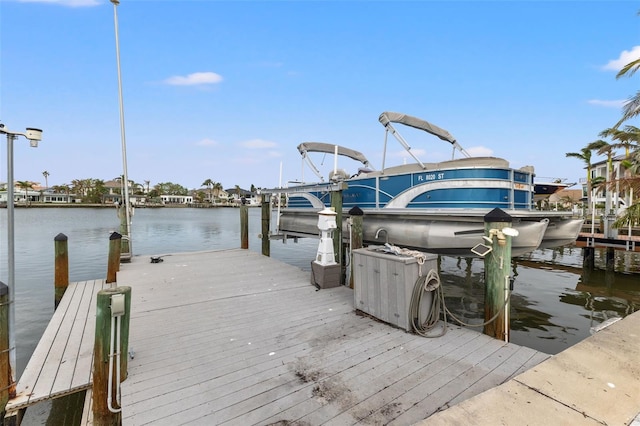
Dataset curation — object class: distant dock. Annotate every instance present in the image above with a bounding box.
[5,248,640,424]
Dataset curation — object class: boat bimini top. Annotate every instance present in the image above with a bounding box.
[297,142,375,182]
[378,111,471,169]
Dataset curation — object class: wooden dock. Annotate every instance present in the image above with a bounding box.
[418,310,640,425]
[576,232,640,252]
[113,249,548,425]
[5,279,109,415]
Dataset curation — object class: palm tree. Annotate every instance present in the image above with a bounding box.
[202,179,214,203]
[42,170,49,189]
[600,126,640,207]
[212,182,223,204]
[16,181,34,206]
[586,139,618,213]
[565,147,594,208]
[615,56,640,127]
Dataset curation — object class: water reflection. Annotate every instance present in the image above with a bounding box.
[439,247,639,354]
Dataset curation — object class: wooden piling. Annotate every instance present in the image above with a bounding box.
[330,189,343,283]
[240,205,249,249]
[117,204,130,259]
[605,247,615,271]
[0,282,10,416]
[261,194,270,257]
[54,233,69,309]
[483,208,512,342]
[92,286,131,426]
[583,247,595,270]
[348,206,364,289]
[107,232,122,285]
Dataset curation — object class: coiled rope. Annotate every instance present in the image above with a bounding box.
[383,244,512,337]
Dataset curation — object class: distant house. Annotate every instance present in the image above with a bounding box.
[225,188,260,206]
[581,154,629,211]
[103,179,146,205]
[160,194,193,205]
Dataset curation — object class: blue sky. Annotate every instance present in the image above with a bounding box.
[1,0,639,192]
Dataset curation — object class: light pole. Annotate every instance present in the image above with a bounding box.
[0,123,42,392]
[110,0,132,258]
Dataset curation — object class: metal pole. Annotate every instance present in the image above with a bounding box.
[5,134,17,390]
[112,0,132,255]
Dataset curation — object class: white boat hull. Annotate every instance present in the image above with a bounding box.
[277,208,563,257]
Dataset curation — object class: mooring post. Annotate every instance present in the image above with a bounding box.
[240,204,249,249]
[0,282,10,417]
[605,247,615,272]
[330,189,343,283]
[92,286,131,426]
[582,247,595,270]
[483,208,513,342]
[348,207,363,289]
[54,233,69,309]
[116,203,131,260]
[107,232,122,285]
[261,194,271,257]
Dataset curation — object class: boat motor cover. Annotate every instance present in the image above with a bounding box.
[379,111,457,145]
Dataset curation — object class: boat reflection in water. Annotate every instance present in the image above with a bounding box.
[438,246,639,355]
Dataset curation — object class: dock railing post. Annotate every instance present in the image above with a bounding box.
[348,206,363,289]
[330,189,343,284]
[0,282,10,417]
[483,208,513,342]
[93,286,131,426]
[240,204,249,249]
[54,233,69,309]
[261,194,270,257]
[107,232,122,285]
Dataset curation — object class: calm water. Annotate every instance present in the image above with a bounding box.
[1,206,639,376]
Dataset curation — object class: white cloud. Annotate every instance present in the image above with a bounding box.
[195,138,218,147]
[240,139,278,149]
[19,0,99,6]
[587,99,626,108]
[465,146,493,157]
[163,72,223,86]
[603,46,640,71]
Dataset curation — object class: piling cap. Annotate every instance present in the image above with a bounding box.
[348,206,364,216]
[110,231,123,240]
[54,233,68,241]
[318,207,337,217]
[484,208,512,223]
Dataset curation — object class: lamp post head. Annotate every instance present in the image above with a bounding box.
[110,0,120,4]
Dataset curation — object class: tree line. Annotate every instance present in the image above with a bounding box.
[5,176,257,205]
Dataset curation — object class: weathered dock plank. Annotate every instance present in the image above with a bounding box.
[6,279,108,413]
[116,249,550,425]
[419,310,640,425]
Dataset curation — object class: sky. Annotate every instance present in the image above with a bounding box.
[1,0,639,192]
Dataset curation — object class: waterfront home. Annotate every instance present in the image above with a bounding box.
[581,154,629,214]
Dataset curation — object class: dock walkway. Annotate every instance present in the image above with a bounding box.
[418,309,640,425]
[6,279,109,414]
[115,249,548,425]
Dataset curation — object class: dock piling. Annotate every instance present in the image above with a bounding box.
[0,283,11,417]
[330,190,343,284]
[54,233,69,309]
[483,208,513,342]
[261,194,270,257]
[107,232,122,285]
[240,205,249,249]
[348,206,364,289]
[92,286,131,425]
